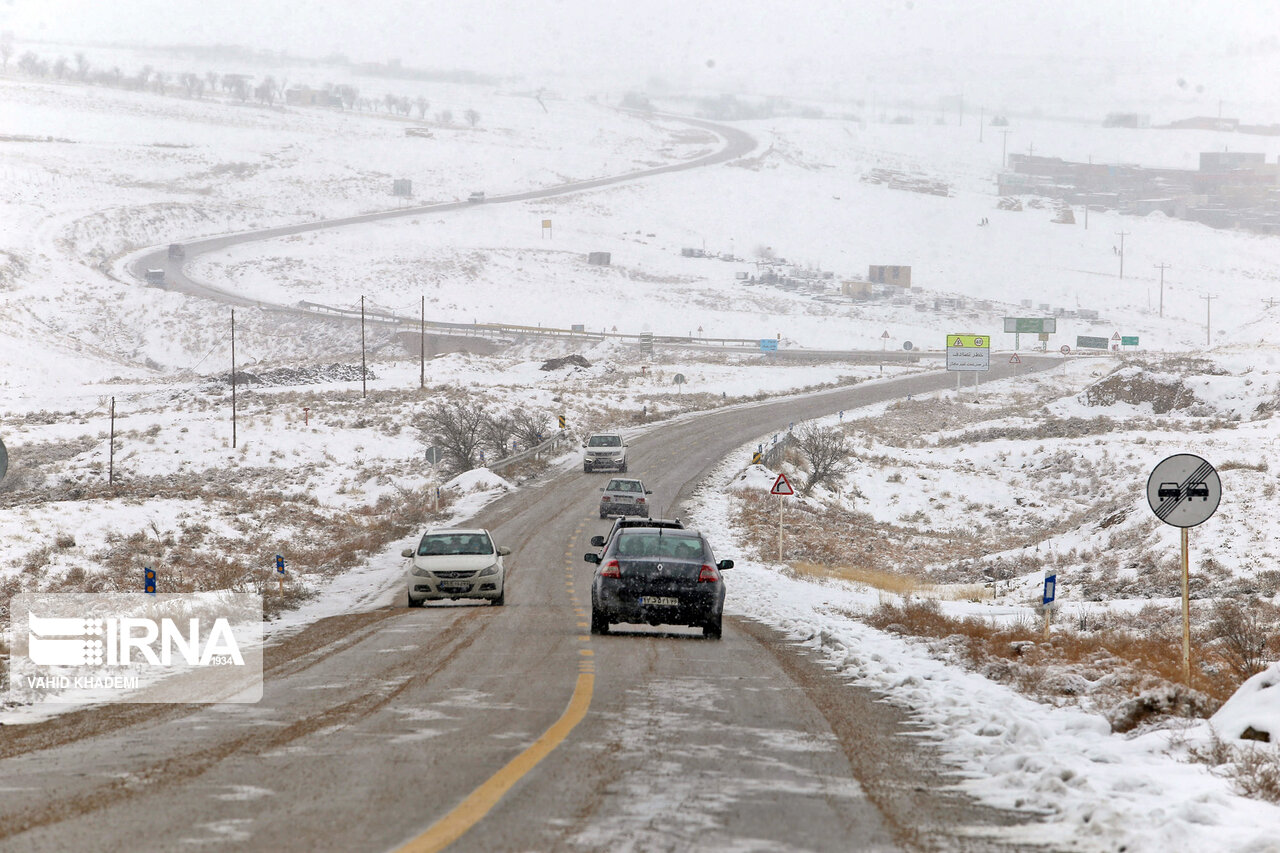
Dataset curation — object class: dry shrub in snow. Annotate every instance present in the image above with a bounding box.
[793,424,852,496]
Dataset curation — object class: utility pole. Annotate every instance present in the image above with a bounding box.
[1116,230,1130,279]
[1201,294,1217,346]
[1000,130,1012,168]
[360,295,367,399]
[230,309,237,448]
[1155,263,1170,318]
[978,106,984,141]
[419,294,425,390]
[108,397,115,485]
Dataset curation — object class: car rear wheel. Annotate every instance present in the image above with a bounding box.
[407,592,424,608]
[703,615,722,639]
[583,464,591,472]
[619,462,627,472]
[590,608,610,634]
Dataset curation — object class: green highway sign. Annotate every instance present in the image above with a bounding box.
[1003,317,1057,334]
[1121,336,1139,346]
[1076,335,1110,350]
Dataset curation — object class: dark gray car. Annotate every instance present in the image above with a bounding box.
[585,528,732,639]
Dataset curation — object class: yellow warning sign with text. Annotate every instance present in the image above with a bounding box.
[946,334,990,349]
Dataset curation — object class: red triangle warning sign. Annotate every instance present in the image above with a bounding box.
[1009,353,1021,363]
[771,473,794,496]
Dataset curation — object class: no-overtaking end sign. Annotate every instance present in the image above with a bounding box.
[1146,453,1221,528]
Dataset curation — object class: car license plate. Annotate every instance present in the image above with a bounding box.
[641,596,679,607]
[614,496,632,503]
[439,582,472,592]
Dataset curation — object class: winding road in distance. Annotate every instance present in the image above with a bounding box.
[127,112,757,315]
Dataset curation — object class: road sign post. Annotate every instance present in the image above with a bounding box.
[946,334,990,397]
[1146,453,1222,683]
[1042,572,1056,638]
[770,473,794,561]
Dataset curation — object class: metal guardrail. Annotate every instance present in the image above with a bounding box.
[293,300,762,348]
[487,431,570,473]
[760,431,794,468]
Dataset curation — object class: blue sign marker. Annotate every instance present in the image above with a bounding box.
[276,554,285,575]
[1042,574,1057,606]
[144,567,156,595]
[759,338,778,352]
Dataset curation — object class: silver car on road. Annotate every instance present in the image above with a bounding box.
[402,528,510,606]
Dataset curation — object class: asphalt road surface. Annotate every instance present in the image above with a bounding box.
[0,359,1059,853]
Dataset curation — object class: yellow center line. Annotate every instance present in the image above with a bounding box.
[395,672,595,853]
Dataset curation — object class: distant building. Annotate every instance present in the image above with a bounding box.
[1103,113,1150,129]
[868,265,911,287]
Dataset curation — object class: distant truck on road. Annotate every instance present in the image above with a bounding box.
[168,243,185,260]
[468,191,486,203]
[144,269,166,287]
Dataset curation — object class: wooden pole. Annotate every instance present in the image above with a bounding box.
[108,396,115,484]
[777,493,783,562]
[420,294,425,390]
[231,310,237,448]
[361,295,367,399]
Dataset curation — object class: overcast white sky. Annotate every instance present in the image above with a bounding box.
[4,1,1280,111]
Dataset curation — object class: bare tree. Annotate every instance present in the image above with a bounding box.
[0,35,13,73]
[510,408,549,447]
[464,108,480,128]
[74,51,90,81]
[481,413,518,460]
[417,401,487,476]
[52,56,68,80]
[256,76,277,105]
[414,96,429,118]
[794,425,853,496]
[335,84,358,110]
[437,109,453,125]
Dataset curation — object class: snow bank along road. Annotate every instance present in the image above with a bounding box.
[0,359,1063,852]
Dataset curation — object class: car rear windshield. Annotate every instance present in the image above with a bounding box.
[613,533,707,561]
[606,480,642,492]
[416,533,493,556]
[588,435,622,447]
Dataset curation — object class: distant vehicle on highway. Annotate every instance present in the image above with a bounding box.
[583,432,627,472]
[599,477,651,519]
[590,516,683,553]
[585,527,732,638]
[167,243,185,260]
[468,191,486,203]
[1157,482,1181,500]
[402,528,510,606]
[144,269,166,287]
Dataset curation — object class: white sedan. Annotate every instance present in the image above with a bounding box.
[402,528,510,607]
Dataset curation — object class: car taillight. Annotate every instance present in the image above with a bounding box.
[600,559,621,579]
[636,497,646,503]
[601,495,611,501]
[697,564,720,583]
